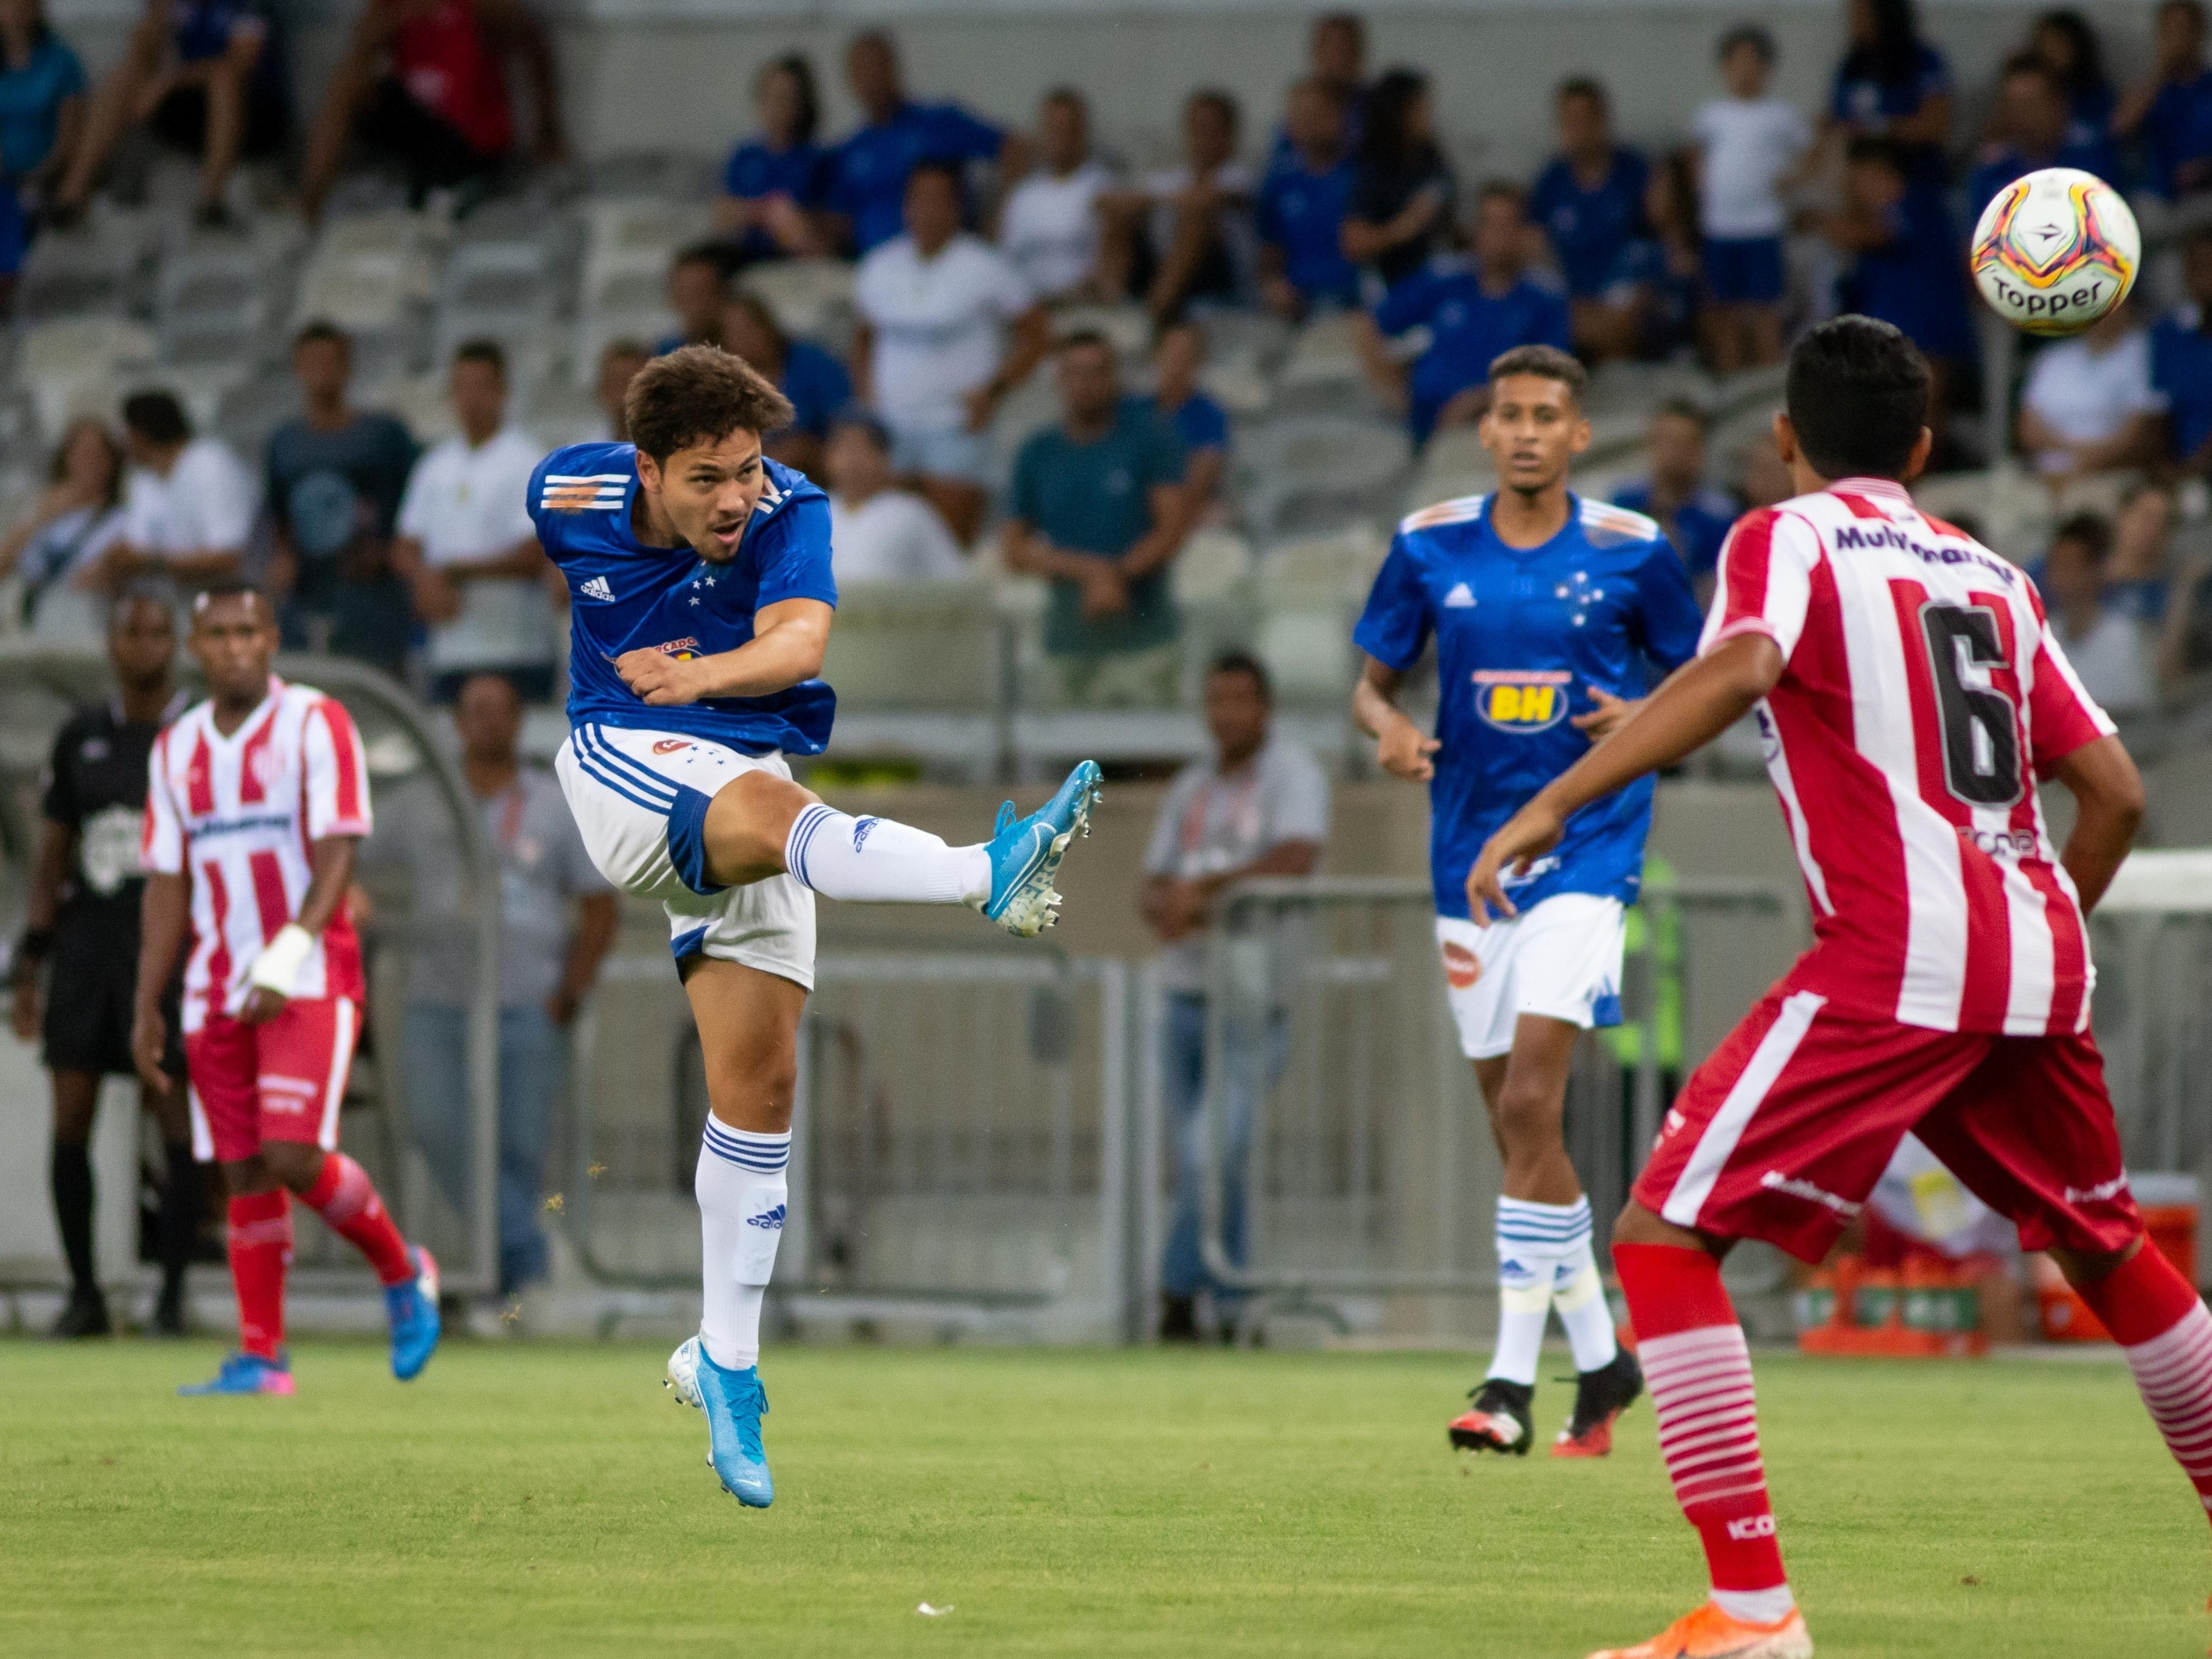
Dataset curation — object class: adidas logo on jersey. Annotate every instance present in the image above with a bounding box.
[1444,582,1476,608]
[579,576,615,603]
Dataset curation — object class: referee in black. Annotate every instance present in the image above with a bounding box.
[13,587,198,1336]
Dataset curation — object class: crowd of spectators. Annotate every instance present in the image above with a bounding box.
[0,1,2208,712]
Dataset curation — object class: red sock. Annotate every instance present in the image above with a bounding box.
[226,1191,292,1360]
[2074,1239,2212,1523]
[1615,1242,1793,1619]
[302,1153,414,1287]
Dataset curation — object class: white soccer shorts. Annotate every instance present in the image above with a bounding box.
[1435,892,1626,1060]
[556,722,816,990]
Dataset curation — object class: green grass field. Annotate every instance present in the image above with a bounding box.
[0,1338,2203,1658]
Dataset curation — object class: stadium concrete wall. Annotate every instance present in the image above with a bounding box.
[44,2,2176,187]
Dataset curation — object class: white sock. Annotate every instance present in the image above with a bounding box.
[1551,1217,1620,1374]
[694,1121,790,1371]
[1489,1197,1560,1386]
[1712,1587,1797,1624]
[784,804,991,905]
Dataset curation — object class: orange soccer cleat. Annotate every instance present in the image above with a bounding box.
[1553,1349,1644,1458]
[1585,1601,1814,1659]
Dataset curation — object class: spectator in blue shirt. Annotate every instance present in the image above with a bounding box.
[2116,0,2212,201]
[1817,137,1977,434]
[1367,181,1573,448]
[2027,9,2116,151]
[1529,77,1650,361]
[715,55,832,264]
[1826,0,1955,188]
[1149,319,1230,516]
[2152,228,2212,476]
[1256,78,1359,320]
[1967,54,2116,218]
[828,29,1007,257]
[1341,68,1455,294]
[0,0,86,285]
[1612,402,1740,596]
[55,0,285,229]
[720,290,852,481]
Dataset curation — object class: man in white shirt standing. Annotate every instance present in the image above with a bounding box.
[852,159,1052,546]
[392,341,551,702]
[1691,25,1811,372]
[112,389,256,592]
[824,411,969,584]
[998,87,1112,304]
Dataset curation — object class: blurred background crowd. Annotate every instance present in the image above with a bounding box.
[0,0,2206,743]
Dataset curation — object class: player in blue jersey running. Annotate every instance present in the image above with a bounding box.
[1352,344,1705,1458]
[528,346,1101,1509]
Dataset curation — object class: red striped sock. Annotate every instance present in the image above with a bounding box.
[226,1191,292,1360]
[1615,1242,1793,1616]
[302,1153,414,1287]
[2075,1241,2212,1524]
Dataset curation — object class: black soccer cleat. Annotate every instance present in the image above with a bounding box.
[1449,1377,1534,1455]
[49,1288,111,1340]
[1553,1348,1644,1459]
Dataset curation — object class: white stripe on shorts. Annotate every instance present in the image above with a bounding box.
[1661,990,1825,1229]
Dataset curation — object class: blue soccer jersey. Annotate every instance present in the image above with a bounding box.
[529,444,840,756]
[1352,493,1706,918]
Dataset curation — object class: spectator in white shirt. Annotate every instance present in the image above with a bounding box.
[998,86,1112,304]
[2019,304,2166,484]
[852,159,1051,545]
[111,389,254,591]
[1692,25,1812,372]
[2043,512,2152,715]
[1102,88,1256,324]
[824,411,969,585]
[392,341,551,703]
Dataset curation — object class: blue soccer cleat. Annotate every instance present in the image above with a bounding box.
[178,1350,294,1396]
[668,1335,773,1507]
[385,1245,441,1382]
[976,760,1102,938]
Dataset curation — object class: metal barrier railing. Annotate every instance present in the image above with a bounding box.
[1190,875,1796,1328]
[564,944,1134,1338]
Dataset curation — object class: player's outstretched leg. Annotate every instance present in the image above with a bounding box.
[1588,1217,1810,1659]
[298,1150,441,1380]
[2067,1239,2212,1524]
[782,760,1104,939]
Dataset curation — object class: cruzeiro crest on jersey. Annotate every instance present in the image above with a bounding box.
[539,472,629,513]
[1473,669,1573,734]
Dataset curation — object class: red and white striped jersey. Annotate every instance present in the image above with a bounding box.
[1703,477,2115,1037]
[144,678,372,1031]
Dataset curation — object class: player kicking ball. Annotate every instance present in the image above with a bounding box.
[135,582,441,1396]
[1354,344,1703,1458]
[529,346,1100,1509]
[1472,317,2212,1659]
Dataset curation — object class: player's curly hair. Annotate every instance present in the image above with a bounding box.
[625,344,796,462]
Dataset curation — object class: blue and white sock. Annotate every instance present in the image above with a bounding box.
[1546,1198,1620,1373]
[784,805,991,905]
[1489,1197,1570,1386]
[695,1122,791,1371]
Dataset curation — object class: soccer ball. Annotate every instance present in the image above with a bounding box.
[1969,166,2140,337]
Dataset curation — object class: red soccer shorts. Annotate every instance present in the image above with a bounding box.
[185,996,360,1166]
[1633,983,2142,1263]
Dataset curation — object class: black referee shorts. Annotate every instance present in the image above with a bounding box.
[43,921,181,1079]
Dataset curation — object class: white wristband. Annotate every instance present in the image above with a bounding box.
[247,923,314,998]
